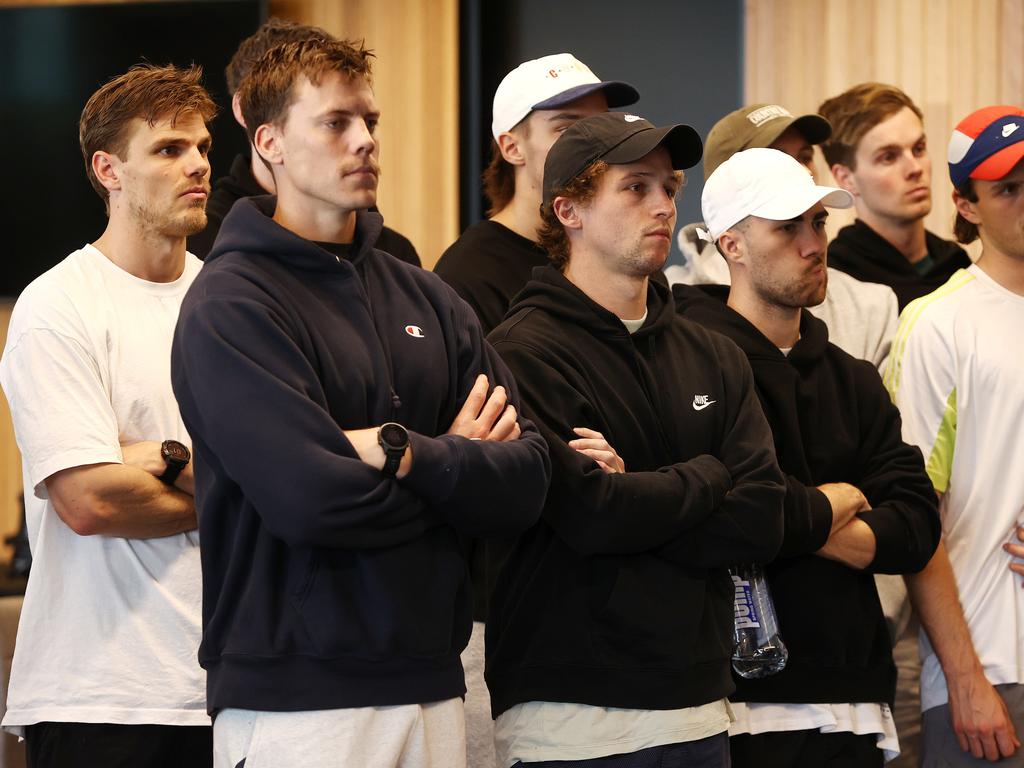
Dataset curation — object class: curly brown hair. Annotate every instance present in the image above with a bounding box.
[818,83,923,169]
[537,161,610,270]
[238,37,374,146]
[225,18,333,96]
[79,63,216,207]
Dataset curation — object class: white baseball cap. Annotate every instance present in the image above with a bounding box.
[701,148,853,241]
[491,53,639,139]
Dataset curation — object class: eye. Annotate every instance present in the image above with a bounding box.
[878,152,896,164]
[365,117,379,135]
[626,182,645,194]
[778,223,798,234]
[158,145,180,157]
[913,141,927,157]
[998,182,1021,197]
[814,218,828,231]
[665,185,679,199]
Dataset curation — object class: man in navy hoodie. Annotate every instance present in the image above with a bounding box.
[675,148,941,767]
[486,112,786,767]
[171,38,550,768]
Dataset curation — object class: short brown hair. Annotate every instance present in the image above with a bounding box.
[537,161,610,270]
[818,83,923,169]
[953,180,980,244]
[225,18,333,95]
[238,37,374,146]
[483,139,515,216]
[79,63,217,205]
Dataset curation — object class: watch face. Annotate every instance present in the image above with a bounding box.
[163,440,190,464]
[379,423,408,449]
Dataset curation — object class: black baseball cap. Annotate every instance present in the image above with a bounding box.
[542,112,704,205]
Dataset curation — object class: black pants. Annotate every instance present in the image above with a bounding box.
[25,722,212,768]
[730,729,883,768]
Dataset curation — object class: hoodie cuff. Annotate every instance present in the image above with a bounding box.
[805,485,835,552]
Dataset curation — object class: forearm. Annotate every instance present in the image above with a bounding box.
[817,516,876,570]
[47,462,196,539]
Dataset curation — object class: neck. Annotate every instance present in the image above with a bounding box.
[249,147,276,194]
[273,195,357,244]
[857,210,928,263]
[491,187,543,242]
[91,215,186,283]
[975,244,1024,296]
[563,258,649,320]
[726,277,802,349]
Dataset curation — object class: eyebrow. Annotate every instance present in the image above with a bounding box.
[783,210,829,223]
[545,112,586,122]
[149,133,212,149]
[316,108,381,120]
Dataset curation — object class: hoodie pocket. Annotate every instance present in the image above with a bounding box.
[291,533,469,661]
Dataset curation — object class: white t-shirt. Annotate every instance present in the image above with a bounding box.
[886,265,1024,712]
[493,699,731,766]
[0,244,207,731]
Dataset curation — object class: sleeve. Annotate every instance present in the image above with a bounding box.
[0,328,123,495]
[854,361,941,574]
[657,341,786,568]
[774,475,835,558]
[494,336,749,558]
[397,297,551,539]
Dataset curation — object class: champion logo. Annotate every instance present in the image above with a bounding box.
[624,114,644,123]
[1003,122,1019,138]
[404,325,424,338]
[692,394,717,411]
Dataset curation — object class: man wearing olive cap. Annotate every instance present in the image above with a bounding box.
[485,113,786,767]
[675,148,941,767]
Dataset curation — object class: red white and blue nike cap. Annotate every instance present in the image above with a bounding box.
[948,105,1024,188]
[491,53,639,139]
[543,112,703,206]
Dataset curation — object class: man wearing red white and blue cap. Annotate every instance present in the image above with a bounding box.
[888,105,1024,766]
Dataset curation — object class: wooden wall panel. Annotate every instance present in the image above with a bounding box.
[745,0,1024,249]
[271,0,459,268]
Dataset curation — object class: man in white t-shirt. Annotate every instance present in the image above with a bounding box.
[887,105,1024,767]
[0,64,217,767]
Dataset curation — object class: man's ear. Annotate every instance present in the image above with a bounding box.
[231,92,246,129]
[552,196,583,230]
[496,131,526,167]
[253,123,284,167]
[953,188,982,225]
[830,163,858,196]
[92,151,121,194]
[716,228,746,266]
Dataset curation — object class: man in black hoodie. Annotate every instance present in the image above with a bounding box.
[171,38,550,768]
[675,147,941,767]
[486,112,786,767]
[186,17,420,266]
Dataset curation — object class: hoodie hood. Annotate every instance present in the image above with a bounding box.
[664,221,732,286]
[672,282,830,368]
[209,196,384,272]
[507,264,678,339]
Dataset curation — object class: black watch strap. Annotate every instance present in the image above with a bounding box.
[378,423,409,478]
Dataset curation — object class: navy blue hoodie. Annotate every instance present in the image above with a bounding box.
[171,197,550,714]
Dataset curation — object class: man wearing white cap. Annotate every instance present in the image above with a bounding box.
[887,105,1024,766]
[675,148,941,767]
[435,53,638,333]
[666,103,899,371]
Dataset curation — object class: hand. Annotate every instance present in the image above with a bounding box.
[120,441,165,478]
[447,374,520,442]
[568,427,625,474]
[817,482,871,536]
[1003,525,1024,585]
[947,667,1020,760]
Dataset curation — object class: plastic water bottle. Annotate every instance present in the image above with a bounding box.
[730,564,788,679]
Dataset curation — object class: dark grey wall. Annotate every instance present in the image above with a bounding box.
[462,0,743,266]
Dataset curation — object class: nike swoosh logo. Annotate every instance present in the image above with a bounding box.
[1003,123,1019,138]
[693,400,717,411]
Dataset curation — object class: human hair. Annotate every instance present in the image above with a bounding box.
[225,18,333,96]
[818,83,923,169]
[483,139,516,216]
[79,63,217,207]
[953,179,980,244]
[238,37,374,145]
[537,160,610,270]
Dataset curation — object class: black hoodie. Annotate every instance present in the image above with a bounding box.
[171,197,550,714]
[827,220,970,310]
[673,284,940,706]
[484,266,785,717]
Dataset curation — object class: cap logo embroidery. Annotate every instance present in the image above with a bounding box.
[1002,123,1019,138]
[624,114,643,122]
[405,325,424,338]
[746,105,792,127]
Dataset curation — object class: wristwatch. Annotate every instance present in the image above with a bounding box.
[377,422,409,478]
[159,439,191,485]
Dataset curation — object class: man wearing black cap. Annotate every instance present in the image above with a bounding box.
[667,103,899,370]
[485,112,786,767]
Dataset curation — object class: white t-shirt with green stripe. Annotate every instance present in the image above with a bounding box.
[886,264,1024,712]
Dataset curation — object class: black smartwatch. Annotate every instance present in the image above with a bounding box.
[377,422,409,478]
[159,440,191,486]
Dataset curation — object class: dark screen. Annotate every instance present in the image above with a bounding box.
[0,0,265,296]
